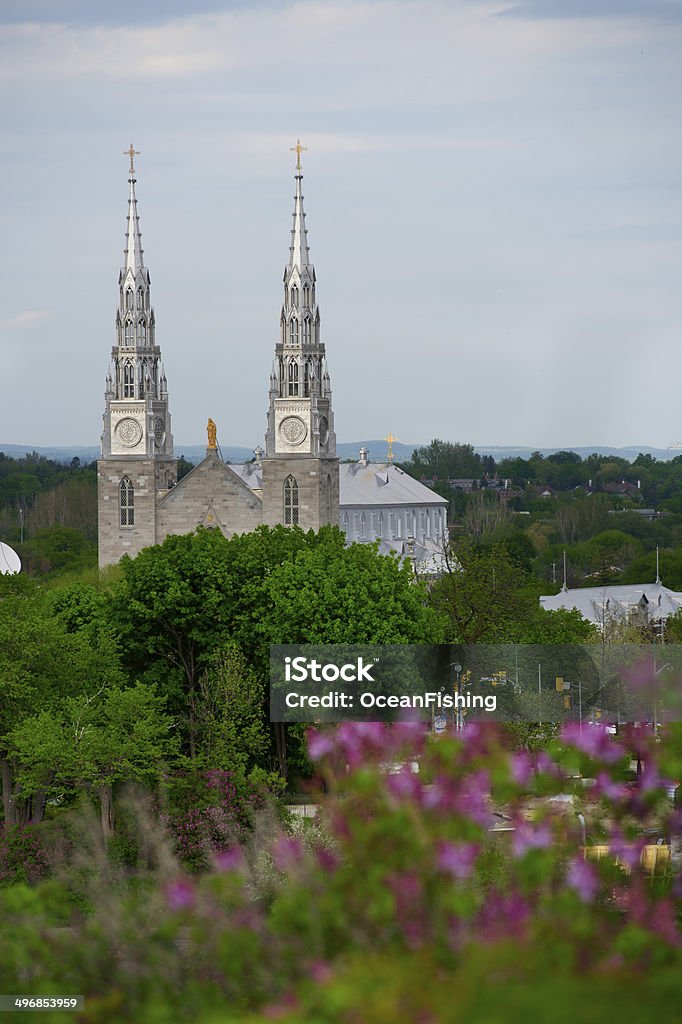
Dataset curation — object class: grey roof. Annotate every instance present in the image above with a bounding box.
[228,461,263,490]
[228,460,447,510]
[540,582,682,625]
[339,463,447,508]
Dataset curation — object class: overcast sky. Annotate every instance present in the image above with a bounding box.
[1,0,681,450]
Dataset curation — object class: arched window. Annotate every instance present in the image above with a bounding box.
[303,362,310,397]
[125,288,133,311]
[137,288,144,310]
[289,317,299,346]
[290,284,299,308]
[119,476,134,527]
[303,317,311,344]
[326,473,332,523]
[288,360,299,396]
[360,512,366,540]
[123,361,135,398]
[342,511,349,532]
[283,475,299,526]
[124,320,134,347]
[378,511,384,537]
[303,283,310,307]
[137,320,146,346]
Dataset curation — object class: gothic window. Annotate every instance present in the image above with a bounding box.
[360,512,366,540]
[119,476,134,527]
[378,512,384,537]
[288,360,299,397]
[290,317,299,346]
[137,320,146,346]
[279,357,285,397]
[123,361,135,398]
[290,284,299,308]
[124,320,134,347]
[303,283,310,307]
[137,288,144,310]
[303,317,311,345]
[283,475,299,526]
[126,288,133,311]
[303,362,310,397]
[342,511,349,532]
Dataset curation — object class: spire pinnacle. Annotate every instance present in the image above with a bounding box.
[124,142,140,178]
[123,144,144,274]
[290,138,307,172]
[289,143,310,270]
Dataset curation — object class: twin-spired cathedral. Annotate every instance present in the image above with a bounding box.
[97,147,447,569]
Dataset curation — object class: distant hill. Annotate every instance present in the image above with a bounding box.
[2,441,680,465]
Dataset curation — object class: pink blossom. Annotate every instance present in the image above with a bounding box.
[436,841,478,880]
[593,772,628,802]
[509,751,532,787]
[561,723,625,764]
[215,846,244,872]
[608,830,645,871]
[307,960,333,985]
[166,877,195,910]
[511,821,552,858]
[386,770,422,802]
[272,836,304,872]
[566,856,599,902]
[307,728,336,760]
[316,847,340,873]
[453,770,491,826]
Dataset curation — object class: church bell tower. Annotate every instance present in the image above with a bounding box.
[261,143,340,530]
[97,146,176,566]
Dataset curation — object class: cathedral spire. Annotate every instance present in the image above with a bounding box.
[264,149,336,464]
[288,140,310,270]
[123,144,144,274]
[261,148,339,531]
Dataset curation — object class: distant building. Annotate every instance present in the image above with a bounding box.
[540,582,682,631]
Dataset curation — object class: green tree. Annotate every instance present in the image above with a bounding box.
[0,575,123,828]
[9,682,176,839]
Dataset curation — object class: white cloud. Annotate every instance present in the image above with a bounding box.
[0,310,50,330]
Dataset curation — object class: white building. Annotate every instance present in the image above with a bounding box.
[540,582,682,631]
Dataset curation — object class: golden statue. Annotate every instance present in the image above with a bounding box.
[207,418,217,449]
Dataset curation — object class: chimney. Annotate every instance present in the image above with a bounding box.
[359,447,369,467]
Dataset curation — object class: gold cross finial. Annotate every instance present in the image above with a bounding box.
[290,139,307,172]
[124,143,140,176]
[385,431,397,463]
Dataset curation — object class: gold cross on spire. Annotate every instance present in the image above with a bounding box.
[385,431,397,463]
[290,139,307,172]
[124,143,140,176]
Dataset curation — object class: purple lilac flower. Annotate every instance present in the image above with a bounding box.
[386,769,422,802]
[509,751,532,787]
[215,846,244,872]
[272,836,304,872]
[593,772,628,802]
[166,877,196,910]
[566,856,599,903]
[608,829,644,871]
[436,841,478,880]
[307,728,336,760]
[511,821,552,858]
[561,723,625,764]
[316,847,340,873]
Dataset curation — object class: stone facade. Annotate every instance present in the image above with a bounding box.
[261,456,340,531]
[156,450,262,541]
